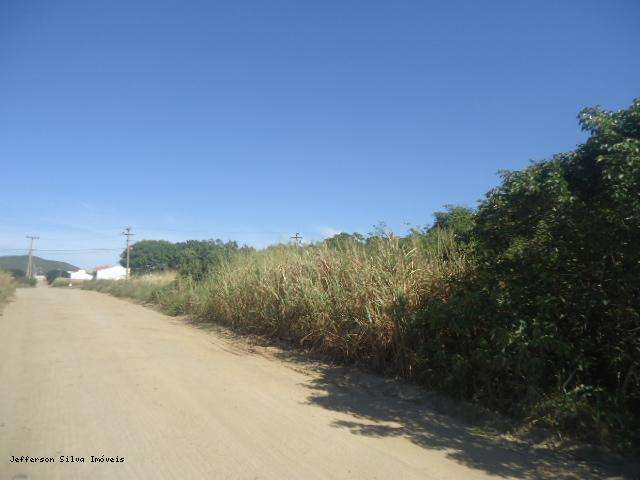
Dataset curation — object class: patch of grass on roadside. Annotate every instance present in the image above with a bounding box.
[17,277,37,287]
[3,269,37,287]
[0,270,17,311]
[51,278,85,288]
[81,271,179,306]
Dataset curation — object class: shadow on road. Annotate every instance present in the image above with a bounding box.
[182,317,636,479]
[289,359,633,480]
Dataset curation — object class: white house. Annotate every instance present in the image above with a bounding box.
[69,269,93,281]
[95,265,128,280]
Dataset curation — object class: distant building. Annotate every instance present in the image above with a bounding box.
[69,269,93,281]
[95,265,128,280]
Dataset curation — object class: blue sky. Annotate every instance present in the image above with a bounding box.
[1,0,639,268]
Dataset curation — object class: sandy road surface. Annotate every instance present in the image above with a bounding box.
[0,286,634,480]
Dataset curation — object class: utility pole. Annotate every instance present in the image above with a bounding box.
[25,235,39,279]
[290,232,302,247]
[121,226,135,279]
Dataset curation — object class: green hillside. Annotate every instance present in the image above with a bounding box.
[0,256,79,275]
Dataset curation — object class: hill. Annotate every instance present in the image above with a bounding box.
[0,256,79,275]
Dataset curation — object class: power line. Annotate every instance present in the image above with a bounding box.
[0,228,324,259]
[0,248,121,252]
[33,248,122,252]
[121,226,308,237]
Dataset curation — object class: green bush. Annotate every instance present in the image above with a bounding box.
[414,99,640,449]
[46,269,70,285]
[478,100,639,446]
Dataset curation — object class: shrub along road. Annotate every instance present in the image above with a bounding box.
[0,285,634,479]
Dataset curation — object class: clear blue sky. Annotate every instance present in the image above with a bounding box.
[1,0,639,268]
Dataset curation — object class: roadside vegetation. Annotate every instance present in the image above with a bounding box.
[81,99,639,452]
[51,277,83,288]
[0,270,17,310]
[46,269,70,285]
[5,269,37,287]
[81,271,177,304]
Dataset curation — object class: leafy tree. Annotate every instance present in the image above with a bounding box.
[176,239,241,280]
[430,205,475,241]
[323,232,365,250]
[120,240,181,274]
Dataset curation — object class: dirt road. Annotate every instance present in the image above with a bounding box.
[0,286,633,480]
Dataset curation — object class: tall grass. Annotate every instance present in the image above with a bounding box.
[82,230,469,377]
[0,270,16,311]
[191,230,468,373]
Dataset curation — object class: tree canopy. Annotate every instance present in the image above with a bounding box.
[120,240,181,274]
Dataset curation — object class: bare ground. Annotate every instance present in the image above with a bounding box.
[0,285,636,480]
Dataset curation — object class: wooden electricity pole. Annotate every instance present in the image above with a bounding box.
[121,226,135,279]
[290,232,302,246]
[25,235,39,279]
